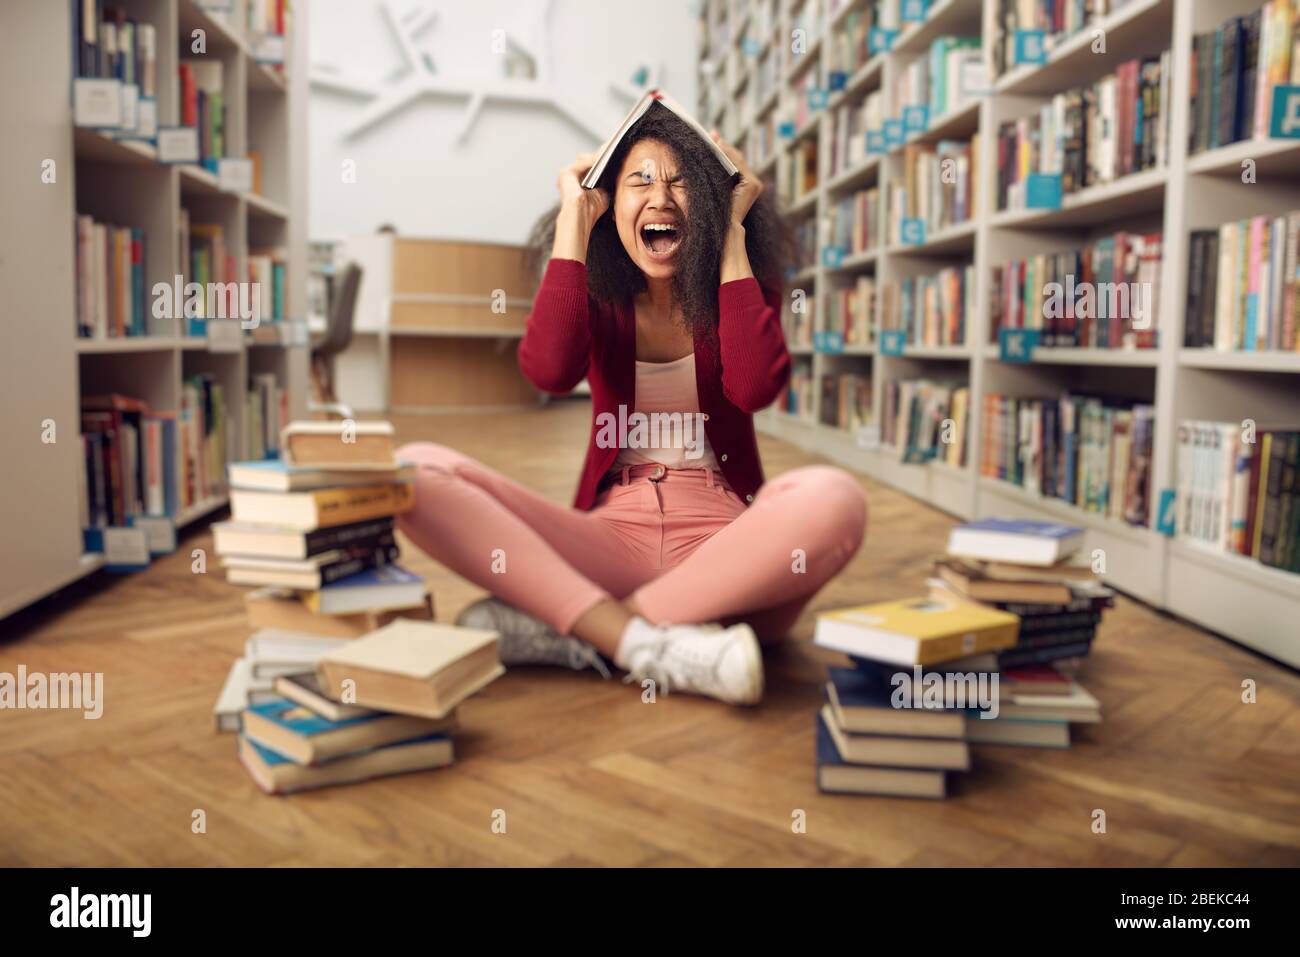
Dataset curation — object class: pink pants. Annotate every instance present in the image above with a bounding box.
[395,443,868,643]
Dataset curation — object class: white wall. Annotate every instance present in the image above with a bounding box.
[308,0,701,244]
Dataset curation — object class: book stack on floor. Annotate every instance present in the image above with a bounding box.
[812,518,1109,798]
[932,518,1109,747]
[211,420,425,730]
[237,620,502,794]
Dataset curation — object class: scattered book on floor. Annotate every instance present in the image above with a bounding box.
[813,598,1019,667]
[273,672,375,722]
[824,665,967,739]
[950,557,1099,584]
[245,587,435,638]
[933,558,1074,605]
[280,420,398,468]
[999,683,1101,724]
[238,733,453,795]
[316,619,503,720]
[964,714,1071,748]
[213,658,282,732]
[229,481,414,530]
[228,458,416,492]
[241,697,457,766]
[947,518,1085,566]
[300,564,428,616]
[818,705,971,770]
[814,712,946,799]
[222,540,400,590]
[999,664,1076,696]
[213,516,397,561]
[245,629,350,680]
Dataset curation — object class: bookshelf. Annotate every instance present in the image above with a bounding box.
[0,0,307,620]
[702,0,1300,666]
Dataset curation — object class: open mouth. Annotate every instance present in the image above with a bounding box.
[639,222,683,261]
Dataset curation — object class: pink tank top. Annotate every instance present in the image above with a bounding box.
[611,353,720,471]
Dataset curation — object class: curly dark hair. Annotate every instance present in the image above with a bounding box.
[527,103,792,337]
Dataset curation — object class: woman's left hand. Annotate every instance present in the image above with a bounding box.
[710,129,763,228]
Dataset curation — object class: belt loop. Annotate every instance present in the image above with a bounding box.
[620,465,631,486]
[702,467,714,488]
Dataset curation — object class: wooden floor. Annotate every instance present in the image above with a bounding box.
[3,400,1299,867]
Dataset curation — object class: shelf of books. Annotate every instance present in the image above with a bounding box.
[0,0,306,620]
[702,0,1300,665]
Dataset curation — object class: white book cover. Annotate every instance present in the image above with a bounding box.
[581,90,737,190]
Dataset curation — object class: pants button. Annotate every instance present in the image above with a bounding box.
[720,453,728,462]
[745,493,754,503]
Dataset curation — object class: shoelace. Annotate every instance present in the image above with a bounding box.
[623,637,720,695]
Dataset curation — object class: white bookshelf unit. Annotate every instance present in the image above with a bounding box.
[0,0,308,620]
[700,0,1300,666]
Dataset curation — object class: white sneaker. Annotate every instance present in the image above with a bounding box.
[622,622,764,706]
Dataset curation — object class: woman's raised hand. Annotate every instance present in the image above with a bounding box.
[709,130,763,227]
[557,153,610,233]
[551,153,609,263]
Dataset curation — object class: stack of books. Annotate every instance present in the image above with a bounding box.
[211,420,429,732]
[237,619,502,794]
[812,517,1108,798]
[933,518,1109,744]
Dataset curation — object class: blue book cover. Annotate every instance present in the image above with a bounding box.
[814,711,844,768]
[320,564,422,591]
[953,518,1083,540]
[243,731,451,768]
[827,665,895,711]
[246,697,387,739]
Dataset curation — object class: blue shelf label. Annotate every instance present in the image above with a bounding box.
[900,218,926,246]
[1156,489,1177,536]
[901,0,929,23]
[903,104,929,134]
[998,327,1040,363]
[1269,86,1300,138]
[880,331,907,356]
[1025,172,1063,209]
[868,28,898,55]
[828,70,848,92]
[807,87,829,111]
[866,129,887,154]
[821,245,846,268]
[1014,30,1047,65]
[814,330,845,354]
[742,36,761,56]
[883,118,905,146]
[778,120,796,139]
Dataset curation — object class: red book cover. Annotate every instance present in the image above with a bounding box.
[179,64,197,127]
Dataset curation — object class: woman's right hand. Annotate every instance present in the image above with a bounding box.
[552,153,609,262]
[558,153,609,230]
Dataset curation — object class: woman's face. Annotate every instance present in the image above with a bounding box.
[613,138,688,280]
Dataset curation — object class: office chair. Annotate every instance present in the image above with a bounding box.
[309,261,361,420]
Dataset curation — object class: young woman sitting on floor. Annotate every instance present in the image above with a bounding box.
[396,106,867,705]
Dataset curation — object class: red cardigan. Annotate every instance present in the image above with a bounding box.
[519,257,790,510]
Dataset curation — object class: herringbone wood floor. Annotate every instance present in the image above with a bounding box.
[2,401,1299,866]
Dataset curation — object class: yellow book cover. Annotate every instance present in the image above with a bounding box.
[815,597,1019,666]
[312,482,414,527]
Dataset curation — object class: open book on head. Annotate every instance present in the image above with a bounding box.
[581,90,740,189]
